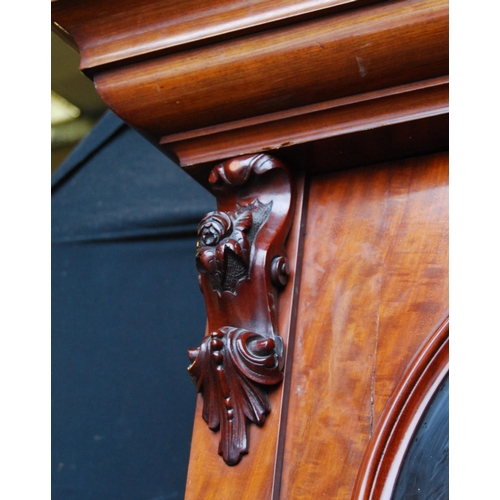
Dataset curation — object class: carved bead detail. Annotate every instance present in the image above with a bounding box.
[188,326,284,465]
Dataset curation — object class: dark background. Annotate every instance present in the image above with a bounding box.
[52,111,215,500]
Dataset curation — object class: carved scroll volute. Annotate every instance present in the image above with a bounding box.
[187,153,295,465]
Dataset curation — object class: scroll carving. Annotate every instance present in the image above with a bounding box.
[188,153,294,465]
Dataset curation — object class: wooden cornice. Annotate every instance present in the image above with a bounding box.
[163,77,448,165]
[52,0,448,179]
[51,0,383,74]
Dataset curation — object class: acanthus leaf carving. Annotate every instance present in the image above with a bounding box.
[188,326,283,465]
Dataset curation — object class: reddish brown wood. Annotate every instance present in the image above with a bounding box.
[353,317,449,499]
[52,0,384,73]
[278,152,448,499]
[51,1,449,497]
[52,0,448,188]
[92,0,448,140]
[163,77,448,168]
[187,154,295,465]
[180,112,449,192]
[185,173,307,499]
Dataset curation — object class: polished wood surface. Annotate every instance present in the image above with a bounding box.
[353,318,449,499]
[164,77,448,169]
[279,152,448,499]
[92,0,447,139]
[184,174,307,499]
[53,0,448,176]
[186,152,448,499]
[52,0,382,72]
[187,155,295,465]
[51,1,449,497]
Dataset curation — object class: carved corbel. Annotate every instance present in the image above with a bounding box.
[187,153,295,465]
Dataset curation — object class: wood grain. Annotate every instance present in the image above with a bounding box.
[52,0,381,73]
[51,1,449,497]
[278,152,448,499]
[163,77,448,168]
[91,0,448,139]
[353,318,449,499]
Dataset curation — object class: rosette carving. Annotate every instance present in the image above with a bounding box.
[196,202,271,294]
[187,154,295,465]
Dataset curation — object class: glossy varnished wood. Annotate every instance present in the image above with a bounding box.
[52,0,448,187]
[184,174,306,499]
[163,78,448,169]
[52,0,381,73]
[92,0,448,140]
[51,1,449,497]
[353,318,449,499]
[278,152,448,499]
[187,154,295,465]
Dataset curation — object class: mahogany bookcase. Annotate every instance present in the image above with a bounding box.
[52,0,449,497]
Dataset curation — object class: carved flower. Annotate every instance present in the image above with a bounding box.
[198,212,232,247]
[196,209,254,292]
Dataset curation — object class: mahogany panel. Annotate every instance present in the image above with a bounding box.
[370,160,449,425]
[92,0,448,138]
[279,152,448,499]
[184,174,306,499]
